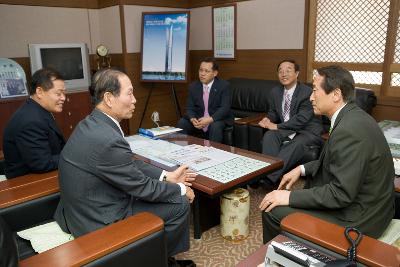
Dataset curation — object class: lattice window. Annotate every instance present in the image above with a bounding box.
[391,73,400,86]
[313,70,382,85]
[314,0,390,63]
[393,7,400,63]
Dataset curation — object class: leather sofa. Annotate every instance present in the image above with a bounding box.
[229,77,377,156]
[0,179,168,267]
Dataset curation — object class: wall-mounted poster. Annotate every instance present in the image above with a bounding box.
[0,58,28,99]
[141,11,190,82]
[213,4,236,59]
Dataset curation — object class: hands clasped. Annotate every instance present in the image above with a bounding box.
[191,117,213,130]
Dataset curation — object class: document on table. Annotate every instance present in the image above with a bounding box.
[125,135,270,183]
[158,144,238,171]
[125,135,182,167]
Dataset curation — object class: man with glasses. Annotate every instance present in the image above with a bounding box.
[177,57,233,143]
[256,59,323,189]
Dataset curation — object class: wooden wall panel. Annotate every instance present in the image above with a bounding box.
[0,0,98,8]
[189,0,250,8]
[373,105,400,122]
[189,49,308,82]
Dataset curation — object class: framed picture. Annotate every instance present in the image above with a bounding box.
[140,11,190,83]
[0,58,28,99]
[213,4,237,60]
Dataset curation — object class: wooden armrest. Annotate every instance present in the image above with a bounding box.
[0,150,3,160]
[0,176,59,208]
[281,212,400,267]
[0,170,58,192]
[234,113,265,125]
[19,212,164,267]
[395,178,400,193]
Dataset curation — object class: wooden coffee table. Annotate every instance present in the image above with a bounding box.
[140,133,284,239]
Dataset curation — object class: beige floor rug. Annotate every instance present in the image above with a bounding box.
[176,186,268,267]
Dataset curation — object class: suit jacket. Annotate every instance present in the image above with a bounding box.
[3,98,65,178]
[267,83,323,138]
[54,109,185,237]
[290,102,395,238]
[184,78,234,125]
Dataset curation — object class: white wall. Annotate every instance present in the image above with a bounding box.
[189,0,305,50]
[124,5,187,53]
[0,4,122,58]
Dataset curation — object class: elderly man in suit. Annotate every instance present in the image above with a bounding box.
[177,57,233,143]
[54,69,196,267]
[256,59,323,188]
[260,65,395,243]
[3,68,66,179]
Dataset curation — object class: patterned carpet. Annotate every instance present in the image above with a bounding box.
[176,186,269,267]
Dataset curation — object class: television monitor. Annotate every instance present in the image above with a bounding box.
[28,43,91,90]
[140,11,190,82]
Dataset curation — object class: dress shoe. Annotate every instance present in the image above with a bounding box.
[168,257,196,267]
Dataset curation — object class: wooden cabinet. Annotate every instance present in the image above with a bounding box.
[0,90,92,150]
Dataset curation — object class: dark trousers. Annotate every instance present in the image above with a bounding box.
[262,130,321,183]
[131,198,190,257]
[177,117,226,143]
[0,216,18,267]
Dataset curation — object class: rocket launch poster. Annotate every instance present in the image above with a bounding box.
[141,12,189,82]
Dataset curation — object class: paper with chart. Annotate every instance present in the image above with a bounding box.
[125,135,270,183]
[125,135,182,167]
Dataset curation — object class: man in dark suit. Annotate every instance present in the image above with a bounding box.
[177,57,233,143]
[3,68,66,179]
[260,65,395,243]
[257,59,323,187]
[54,69,196,267]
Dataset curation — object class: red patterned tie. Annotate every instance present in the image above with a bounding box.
[283,91,291,122]
[203,85,209,132]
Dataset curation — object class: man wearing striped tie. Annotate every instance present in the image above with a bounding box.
[177,57,233,143]
[257,59,323,188]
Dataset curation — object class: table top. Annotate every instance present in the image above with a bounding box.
[151,133,283,196]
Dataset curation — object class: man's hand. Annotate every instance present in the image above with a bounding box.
[197,116,213,128]
[258,117,270,128]
[278,166,301,190]
[190,118,202,129]
[258,117,278,130]
[166,165,197,186]
[259,190,290,212]
[185,186,195,203]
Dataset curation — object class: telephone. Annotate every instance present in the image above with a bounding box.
[265,227,363,267]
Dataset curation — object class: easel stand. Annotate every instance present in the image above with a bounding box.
[138,83,182,129]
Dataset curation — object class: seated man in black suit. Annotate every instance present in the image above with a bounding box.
[257,59,323,188]
[3,68,66,178]
[177,57,233,143]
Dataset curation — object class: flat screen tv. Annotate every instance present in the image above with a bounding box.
[140,11,190,83]
[28,43,91,90]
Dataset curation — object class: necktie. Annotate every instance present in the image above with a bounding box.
[203,85,209,132]
[283,91,291,122]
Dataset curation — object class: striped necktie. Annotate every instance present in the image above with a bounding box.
[283,91,291,122]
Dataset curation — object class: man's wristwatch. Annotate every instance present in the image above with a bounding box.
[162,174,167,182]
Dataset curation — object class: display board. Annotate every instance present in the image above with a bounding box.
[140,11,190,82]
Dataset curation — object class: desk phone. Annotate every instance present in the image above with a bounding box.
[265,240,337,267]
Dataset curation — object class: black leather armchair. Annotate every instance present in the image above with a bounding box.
[0,179,168,267]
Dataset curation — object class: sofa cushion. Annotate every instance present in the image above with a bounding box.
[229,78,280,118]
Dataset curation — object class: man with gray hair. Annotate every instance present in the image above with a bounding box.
[55,69,196,266]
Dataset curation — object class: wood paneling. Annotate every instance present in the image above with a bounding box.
[190,49,308,82]
[189,0,250,8]
[0,0,98,8]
